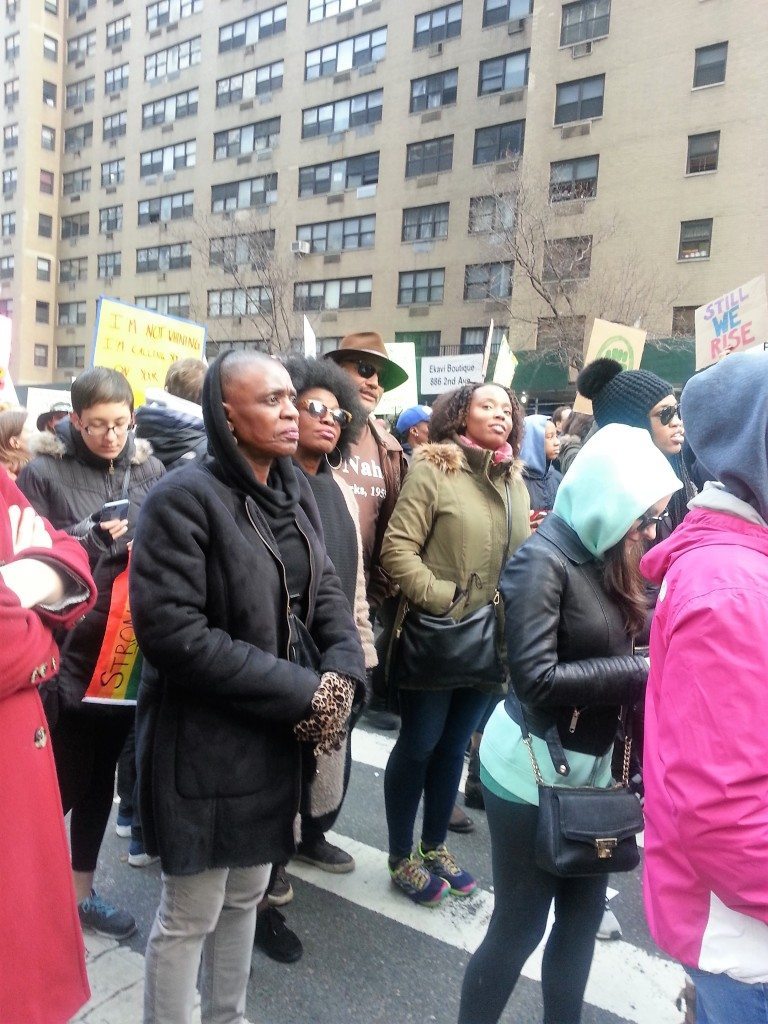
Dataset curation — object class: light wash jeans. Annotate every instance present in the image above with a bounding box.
[144,864,271,1024]
[688,967,768,1024]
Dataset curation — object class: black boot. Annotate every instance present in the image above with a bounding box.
[254,907,303,963]
[464,747,485,810]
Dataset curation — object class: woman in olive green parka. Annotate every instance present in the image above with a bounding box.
[380,383,530,906]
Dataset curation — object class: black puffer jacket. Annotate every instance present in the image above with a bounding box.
[130,357,366,876]
[17,422,164,705]
[501,513,647,767]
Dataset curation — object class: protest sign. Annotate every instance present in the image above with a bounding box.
[481,320,495,377]
[0,315,18,406]
[491,335,518,387]
[695,275,768,369]
[375,343,418,417]
[303,315,317,359]
[24,387,71,427]
[421,353,483,394]
[92,297,206,406]
[573,319,647,413]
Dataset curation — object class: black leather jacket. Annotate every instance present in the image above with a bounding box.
[501,513,647,770]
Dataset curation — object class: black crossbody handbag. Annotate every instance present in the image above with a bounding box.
[521,708,644,877]
[385,483,513,690]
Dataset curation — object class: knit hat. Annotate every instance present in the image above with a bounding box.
[553,424,682,556]
[576,358,673,429]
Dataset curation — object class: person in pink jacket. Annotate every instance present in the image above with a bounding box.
[641,351,768,1024]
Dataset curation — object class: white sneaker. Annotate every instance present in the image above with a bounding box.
[128,850,159,868]
[597,900,622,940]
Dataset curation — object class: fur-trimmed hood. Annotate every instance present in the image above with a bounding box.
[412,439,524,481]
[30,422,154,466]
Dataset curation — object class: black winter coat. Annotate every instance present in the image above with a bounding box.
[17,422,164,705]
[501,513,647,767]
[129,457,366,875]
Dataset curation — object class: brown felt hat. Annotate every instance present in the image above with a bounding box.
[325,331,408,392]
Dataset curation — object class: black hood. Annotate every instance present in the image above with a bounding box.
[202,351,300,518]
[135,403,206,468]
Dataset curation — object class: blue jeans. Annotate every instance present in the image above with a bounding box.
[688,967,768,1024]
[384,687,491,858]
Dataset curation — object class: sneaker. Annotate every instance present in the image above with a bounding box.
[254,907,303,963]
[389,854,449,906]
[418,842,477,897]
[597,898,622,940]
[447,804,475,834]
[115,812,132,839]
[294,836,355,874]
[128,841,160,868]
[78,890,136,940]
[267,865,294,907]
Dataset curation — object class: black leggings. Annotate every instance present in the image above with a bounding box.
[51,703,134,874]
[458,788,606,1024]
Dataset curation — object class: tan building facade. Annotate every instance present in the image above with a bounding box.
[1,0,766,386]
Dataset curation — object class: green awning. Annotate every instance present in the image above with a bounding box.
[509,350,569,391]
[640,339,695,388]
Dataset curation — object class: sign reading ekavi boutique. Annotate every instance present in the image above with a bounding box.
[695,275,768,369]
[92,297,206,407]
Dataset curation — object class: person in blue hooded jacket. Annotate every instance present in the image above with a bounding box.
[519,415,563,523]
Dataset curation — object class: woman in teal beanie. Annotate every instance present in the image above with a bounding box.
[459,424,681,1024]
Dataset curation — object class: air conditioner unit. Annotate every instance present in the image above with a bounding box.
[429,41,443,57]
[291,240,310,255]
[571,41,593,58]
[560,121,591,140]
[507,18,525,34]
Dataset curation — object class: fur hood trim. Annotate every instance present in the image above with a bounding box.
[31,429,154,465]
[413,441,524,480]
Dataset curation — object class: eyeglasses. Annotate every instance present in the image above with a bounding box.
[298,399,352,428]
[638,509,671,530]
[344,359,380,381]
[652,403,681,426]
[82,422,131,439]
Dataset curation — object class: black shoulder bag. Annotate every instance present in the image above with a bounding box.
[521,707,644,877]
[386,482,513,690]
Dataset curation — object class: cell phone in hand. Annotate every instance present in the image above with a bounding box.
[99,499,130,522]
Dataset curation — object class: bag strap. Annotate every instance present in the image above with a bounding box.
[519,702,633,788]
[496,480,513,589]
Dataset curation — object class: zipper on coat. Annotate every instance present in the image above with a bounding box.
[568,707,583,734]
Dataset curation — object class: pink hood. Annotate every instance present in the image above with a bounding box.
[641,505,768,982]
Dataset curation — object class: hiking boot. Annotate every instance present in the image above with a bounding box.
[418,842,477,897]
[597,898,622,940]
[254,907,303,963]
[78,890,136,940]
[294,836,355,874]
[388,854,449,906]
[447,804,475,834]
[267,865,294,907]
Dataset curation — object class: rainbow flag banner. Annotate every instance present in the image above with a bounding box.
[83,565,142,705]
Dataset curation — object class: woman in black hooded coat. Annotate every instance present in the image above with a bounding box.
[130,350,365,1024]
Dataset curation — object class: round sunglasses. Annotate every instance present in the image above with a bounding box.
[343,359,380,380]
[298,398,352,427]
[652,403,681,426]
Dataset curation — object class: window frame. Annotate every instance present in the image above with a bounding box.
[554,74,605,125]
[296,215,376,253]
[478,51,530,96]
[218,4,287,54]
[405,136,454,178]
[410,69,458,112]
[549,154,599,202]
[560,0,611,46]
[483,0,532,28]
[305,27,387,81]
[693,42,728,88]
[302,89,383,139]
[686,131,720,174]
[413,2,462,49]
[298,153,379,197]
[678,218,713,261]
[472,120,525,165]
[397,267,445,305]
[401,203,450,242]
[210,174,278,213]
[463,261,513,300]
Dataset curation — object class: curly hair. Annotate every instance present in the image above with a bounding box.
[281,355,367,461]
[429,382,525,456]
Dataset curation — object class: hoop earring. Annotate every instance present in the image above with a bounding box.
[326,448,342,470]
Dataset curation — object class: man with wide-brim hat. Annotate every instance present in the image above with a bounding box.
[36,402,72,434]
[323,331,407,735]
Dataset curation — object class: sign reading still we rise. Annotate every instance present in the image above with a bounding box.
[695,275,768,369]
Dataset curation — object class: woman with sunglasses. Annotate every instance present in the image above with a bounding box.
[252,356,375,960]
[380,382,531,905]
[459,424,681,1024]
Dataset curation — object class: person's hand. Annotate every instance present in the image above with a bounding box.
[99,517,129,542]
[8,505,52,553]
[294,672,355,754]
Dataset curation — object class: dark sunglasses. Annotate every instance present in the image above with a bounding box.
[345,359,380,380]
[638,509,671,530]
[653,403,681,426]
[298,398,352,428]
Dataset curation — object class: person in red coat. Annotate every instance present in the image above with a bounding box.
[0,466,96,1024]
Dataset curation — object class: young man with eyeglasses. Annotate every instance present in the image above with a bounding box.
[325,333,408,734]
[18,367,164,941]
